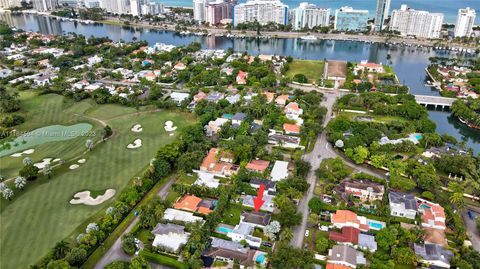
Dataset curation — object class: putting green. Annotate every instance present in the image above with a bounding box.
[0,123,93,157]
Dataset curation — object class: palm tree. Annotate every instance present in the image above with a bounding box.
[85,139,94,151]
[0,182,6,193]
[449,192,465,209]
[23,157,33,166]
[42,164,52,179]
[14,176,26,190]
[2,188,13,200]
[280,227,293,242]
[52,240,70,259]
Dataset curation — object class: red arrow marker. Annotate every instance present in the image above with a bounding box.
[253,183,265,212]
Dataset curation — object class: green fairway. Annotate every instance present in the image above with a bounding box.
[286,60,325,83]
[0,92,195,269]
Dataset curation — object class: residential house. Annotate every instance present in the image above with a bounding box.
[193,170,220,189]
[162,208,204,223]
[250,179,276,195]
[170,92,190,105]
[327,245,366,269]
[113,68,134,79]
[270,160,289,182]
[203,238,255,267]
[88,55,103,66]
[424,227,447,245]
[283,123,301,135]
[0,68,13,78]
[243,192,275,212]
[243,92,258,104]
[246,160,270,173]
[284,102,304,123]
[414,243,453,269]
[236,70,248,84]
[329,227,377,252]
[326,60,347,83]
[389,191,417,219]
[417,199,446,230]
[354,61,384,73]
[174,62,187,71]
[326,265,352,269]
[200,148,239,176]
[37,59,51,68]
[193,91,207,102]
[226,222,262,248]
[151,223,189,253]
[240,211,272,229]
[268,129,303,149]
[72,79,90,90]
[33,74,57,87]
[275,94,289,106]
[232,112,246,126]
[264,92,275,103]
[173,195,215,215]
[358,233,377,252]
[331,210,369,232]
[343,180,385,202]
[84,82,104,92]
[225,94,241,104]
[206,92,225,103]
[205,117,230,137]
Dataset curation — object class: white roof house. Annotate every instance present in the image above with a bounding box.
[152,223,189,253]
[163,208,204,223]
[193,170,220,188]
[170,92,190,104]
[270,160,289,181]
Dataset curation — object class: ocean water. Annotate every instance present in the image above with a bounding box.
[157,0,479,23]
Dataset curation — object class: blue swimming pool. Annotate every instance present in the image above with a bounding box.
[368,220,385,230]
[216,226,233,234]
[418,204,431,210]
[415,134,423,140]
[256,254,266,263]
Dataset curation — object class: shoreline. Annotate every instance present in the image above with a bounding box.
[8,11,479,50]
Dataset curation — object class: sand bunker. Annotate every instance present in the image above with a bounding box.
[169,133,174,136]
[131,124,143,133]
[70,189,116,206]
[11,149,35,157]
[164,121,177,132]
[69,164,80,170]
[127,139,142,149]
[78,159,86,164]
[34,158,53,169]
[53,158,61,162]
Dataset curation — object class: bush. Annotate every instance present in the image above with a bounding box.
[64,247,87,267]
[19,164,39,180]
[1,114,25,127]
[121,233,136,255]
[140,250,187,269]
[293,73,308,84]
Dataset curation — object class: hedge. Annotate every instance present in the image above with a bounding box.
[140,250,187,269]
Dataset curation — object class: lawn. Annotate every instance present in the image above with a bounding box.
[220,203,245,226]
[0,92,195,269]
[286,60,325,84]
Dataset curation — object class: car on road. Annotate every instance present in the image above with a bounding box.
[262,242,273,247]
[468,211,477,220]
[305,230,310,237]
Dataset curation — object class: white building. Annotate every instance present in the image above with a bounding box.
[100,0,130,14]
[233,0,288,27]
[390,5,444,38]
[0,0,22,8]
[205,0,232,25]
[291,2,330,30]
[33,0,58,11]
[141,1,164,16]
[374,0,390,32]
[84,0,100,8]
[193,0,212,22]
[152,223,189,253]
[130,0,140,16]
[454,7,476,38]
[270,160,289,181]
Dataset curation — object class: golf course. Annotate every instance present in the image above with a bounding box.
[0,92,195,269]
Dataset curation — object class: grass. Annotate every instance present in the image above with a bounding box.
[220,203,245,226]
[286,60,325,84]
[0,92,195,269]
[176,173,197,185]
[165,190,180,204]
[140,250,187,269]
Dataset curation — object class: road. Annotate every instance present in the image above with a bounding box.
[291,88,386,248]
[94,176,176,269]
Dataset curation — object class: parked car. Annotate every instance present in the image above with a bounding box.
[305,230,310,237]
[468,211,477,220]
[262,242,273,247]
[320,225,329,232]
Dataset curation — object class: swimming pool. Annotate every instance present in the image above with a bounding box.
[368,220,386,230]
[216,226,233,234]
[418,204,431,210]
[256,254,266,263]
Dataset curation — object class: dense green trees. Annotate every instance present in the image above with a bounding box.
[452,98,480,127]
[268,243,315,269]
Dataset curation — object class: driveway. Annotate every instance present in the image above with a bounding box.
[94,176,176,269]
[462,206,480,252]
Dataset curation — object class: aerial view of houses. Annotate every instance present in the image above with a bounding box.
[0,13,479,269]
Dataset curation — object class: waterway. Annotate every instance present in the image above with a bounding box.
[2,13,479,154]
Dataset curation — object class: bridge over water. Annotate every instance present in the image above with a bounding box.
[414,95,456,109]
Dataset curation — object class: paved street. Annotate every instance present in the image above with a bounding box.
[94,176,176,269]
[291,89,386,248]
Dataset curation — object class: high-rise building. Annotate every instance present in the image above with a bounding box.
[0,0,22,8]
[193,0,212,22]
[334,6,369,32]
[205,0,233,25]
[233,0,288,26]
[390,5,443,38]
[454,7,476,38]
[33,0,59,11]
[291,2,330,30]
[100,0,130,14]
[374,0,390,31]
[84,0,100,8]
[130,0,140,16]
[141,1,165,16]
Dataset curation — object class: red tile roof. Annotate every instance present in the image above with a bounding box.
[329,227,360,244]
[246,160,270,172]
